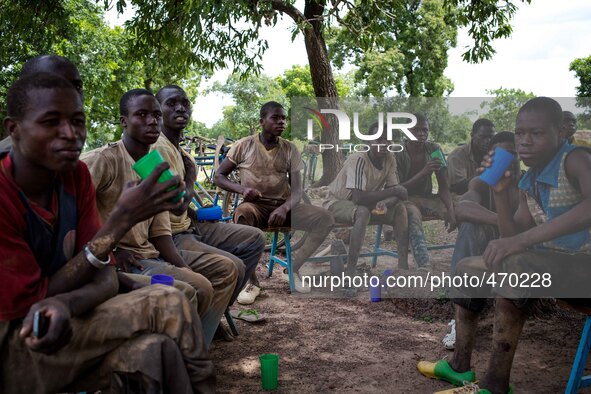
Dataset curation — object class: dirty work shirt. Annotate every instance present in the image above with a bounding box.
[153,135,194,234]
[82,141,171,259]
[325,151,399,209]
[227,134,304,200]
[447,142,479,194]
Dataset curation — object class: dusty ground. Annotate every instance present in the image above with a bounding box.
[210,220,589,393]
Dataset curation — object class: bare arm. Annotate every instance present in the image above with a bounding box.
[456,178,496,225]
[450,178,471,195]
[400,159,441,192]
[53,266,118,317]
[47,163,184,297]
[214,159,242,194]
[150,235,188,268]
[435,168,456,227]
[214,158,262,201]
[351,185,408,207]
[268,171,304,228]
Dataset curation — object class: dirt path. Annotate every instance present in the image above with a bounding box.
[210,231,588,393]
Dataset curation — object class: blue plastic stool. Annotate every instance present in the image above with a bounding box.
[266,228,294,291]
[566,316,591,393]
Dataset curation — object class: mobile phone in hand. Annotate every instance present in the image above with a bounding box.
[33,310,49,338]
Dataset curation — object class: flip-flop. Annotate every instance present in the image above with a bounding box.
[417,359,476,386]
[230,308,266,323]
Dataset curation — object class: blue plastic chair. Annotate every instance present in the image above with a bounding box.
[566,315,591,393]
[266,228,295,291]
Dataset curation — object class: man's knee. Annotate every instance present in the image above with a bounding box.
[404,201,422,219]
[175,272,214,315]
[245,226,265,249]
[216,255,240,287]
[318,208,335,226]
[499,252,535,274]
[455,256,486,276]
[234,203,258,226]
[452,297,487,314]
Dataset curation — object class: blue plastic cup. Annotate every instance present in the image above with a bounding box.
[370,278,381,302]
[196,205,223,221]
[479,147,515,187]
[151,274,174,286]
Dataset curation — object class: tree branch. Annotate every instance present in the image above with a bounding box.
[263,0,307,25]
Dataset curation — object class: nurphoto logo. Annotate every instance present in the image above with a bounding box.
[305,108,417,152]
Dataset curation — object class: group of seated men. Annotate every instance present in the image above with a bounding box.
[1,52,591,394]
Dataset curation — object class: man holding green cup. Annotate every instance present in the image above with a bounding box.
[83,89,238,346]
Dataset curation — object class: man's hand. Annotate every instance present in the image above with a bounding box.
[444,209,458,233]
[479,150,516,193]
[116,163,185,224]
[268,206,288,228]
[20,298,72,355]
[419,159,442,177]
[242,187,263,202]
[372,201,388,216]
[114,249,144,273]
[117,272,148,293]
[483,236,527,271]
[170,187,195,217]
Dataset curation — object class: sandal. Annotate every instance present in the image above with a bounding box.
[417,359,476,387]
[230,308,266,323]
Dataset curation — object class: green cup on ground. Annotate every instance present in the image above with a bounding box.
[430,149,447,167]
[132,149,186,202]
[260,353,279,390]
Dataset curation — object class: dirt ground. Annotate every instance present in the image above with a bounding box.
[210,220,589,394]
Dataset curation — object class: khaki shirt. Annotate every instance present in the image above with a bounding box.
[227,134,303,200]
[153,135,193,235]
[447,143,479,189]
[326,152,399,208]
[82,141,171,259]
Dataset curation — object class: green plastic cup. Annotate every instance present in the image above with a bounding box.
[430,149,447,167]
[132,149,186,202]
[259,353,279,390]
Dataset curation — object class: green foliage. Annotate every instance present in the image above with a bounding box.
[108,0,526,99]
[446,0,529,63]
[328,0,456,97]
[445,112,474,144]
[0,0,144,147]
[276,65,353,99]
[480,88,535,131]
[209,73,286,139]
[571,56,591,98]
[111,0,273,78]
[570,55,591,128]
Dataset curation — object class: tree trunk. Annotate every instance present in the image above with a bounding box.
[271,0,343,186]
[301,0,343,186]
